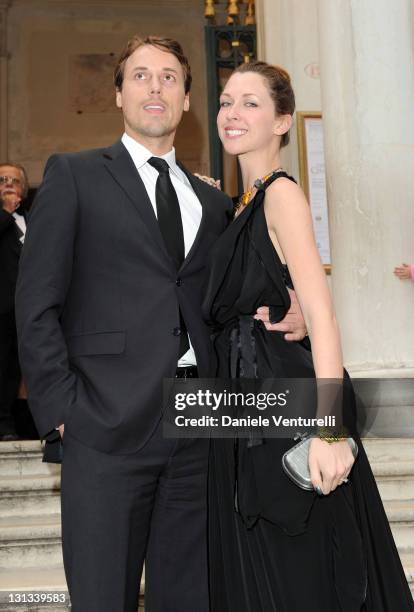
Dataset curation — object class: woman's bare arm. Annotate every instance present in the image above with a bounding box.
[264,178,343,379]
[264,178,354,495]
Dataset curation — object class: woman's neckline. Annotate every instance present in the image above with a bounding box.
[234,169,287,220]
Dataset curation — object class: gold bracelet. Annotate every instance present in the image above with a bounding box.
[320,436,348,444]
[318,428,349,444]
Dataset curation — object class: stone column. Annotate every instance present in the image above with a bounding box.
[317,0,414,374]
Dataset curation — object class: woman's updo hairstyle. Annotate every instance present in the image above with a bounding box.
[233,61,295,148]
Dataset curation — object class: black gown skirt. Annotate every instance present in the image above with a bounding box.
[202,172,413,612]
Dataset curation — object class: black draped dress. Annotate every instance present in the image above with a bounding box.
[202,172,413,612]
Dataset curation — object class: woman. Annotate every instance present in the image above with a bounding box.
[202,61,413,611]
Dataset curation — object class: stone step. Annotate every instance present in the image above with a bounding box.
[371,461,414,478]
[362,438,414,463]
[384,499,414,523]
[360,439,414,501]
[0,566,144,611]
[0,441,55,478]
[0,514,62,570]
[389,522,414,554]
[375,475,414,501]
[0,566,68,611]
[400,551,414,596]
[0,474,61,517]
[382,499,414,552]
[0,438,411,600]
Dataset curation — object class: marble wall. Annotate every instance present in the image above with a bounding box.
[256,0,321,178]
[0,0,209,184]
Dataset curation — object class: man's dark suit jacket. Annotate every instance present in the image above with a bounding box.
[0,208,23,315]
[15,140,233,454]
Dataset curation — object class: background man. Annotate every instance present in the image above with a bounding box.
[0,163,28,441]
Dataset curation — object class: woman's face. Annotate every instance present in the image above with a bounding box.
[217,71,288,157]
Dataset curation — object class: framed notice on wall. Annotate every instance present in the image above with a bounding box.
[297,112,331,272]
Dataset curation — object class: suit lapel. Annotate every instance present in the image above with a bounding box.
[102,140,173,269]
[103,143,217,274]
[176,162,209,273]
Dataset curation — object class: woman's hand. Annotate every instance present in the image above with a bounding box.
[194,174,221,190]
[308,438,355,495]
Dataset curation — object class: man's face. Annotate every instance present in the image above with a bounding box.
[0,165,24,212]
[116,44,190,146]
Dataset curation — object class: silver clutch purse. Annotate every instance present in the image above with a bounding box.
[282,434,358,491]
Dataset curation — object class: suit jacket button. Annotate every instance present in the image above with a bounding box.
[176,278,182,286]
[173,327,181,336]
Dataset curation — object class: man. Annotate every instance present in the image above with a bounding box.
[0,163,28,441]
[16,36,305,611]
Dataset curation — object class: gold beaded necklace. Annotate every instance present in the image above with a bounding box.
[235,167,283,216]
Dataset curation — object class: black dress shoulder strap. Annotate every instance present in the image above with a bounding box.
[262,170,297,191]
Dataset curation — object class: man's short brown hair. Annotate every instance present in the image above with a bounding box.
[0,162,29,199]
[114,35,192,94]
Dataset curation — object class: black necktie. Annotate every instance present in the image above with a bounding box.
[148,156,190,358]
[148,157,185,268]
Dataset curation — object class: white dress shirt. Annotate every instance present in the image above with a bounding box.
[13,212,26,243]
[121,132,202,367]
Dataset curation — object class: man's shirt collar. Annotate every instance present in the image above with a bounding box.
[121,132,180,178]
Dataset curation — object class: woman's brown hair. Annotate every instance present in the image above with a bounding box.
[234,61,295,147]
